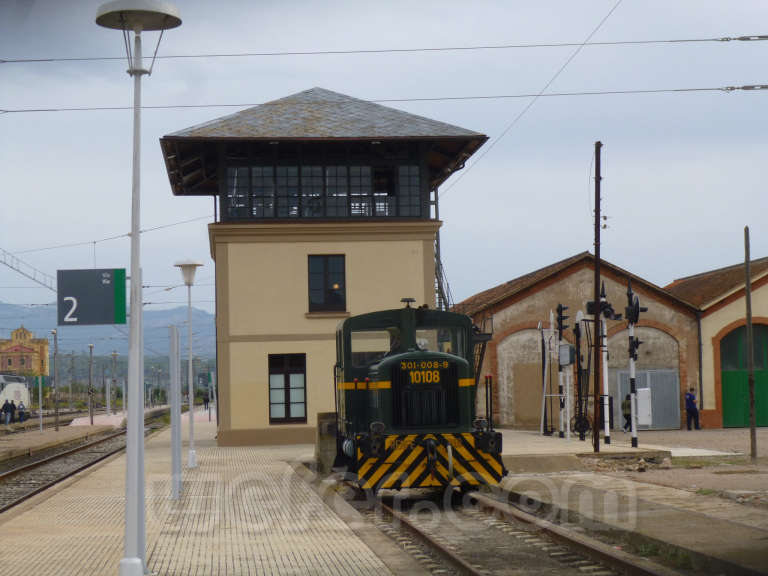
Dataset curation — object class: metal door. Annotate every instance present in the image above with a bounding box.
[617,370,680,430]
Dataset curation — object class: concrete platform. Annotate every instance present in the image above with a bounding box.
[496,429,768,574]
[498,429,739,473]
[1,411,82,434]
[500,470,768,575]
[0,424,114,462]
[0,412,422,575]
[500,429,737,457]
[2,420,761,575]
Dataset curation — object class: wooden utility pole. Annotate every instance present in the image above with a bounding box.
[745,226,757,462]
[593,141,602,453]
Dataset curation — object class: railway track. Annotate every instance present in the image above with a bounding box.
[351,485,679,576]
[0,413,168,514]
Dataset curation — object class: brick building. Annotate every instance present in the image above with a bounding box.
[665,257,768,428]
[455,253,699,430]
[0,326,49,377]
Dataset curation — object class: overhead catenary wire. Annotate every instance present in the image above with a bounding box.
[1,34,766,64]
[11,214,213,255]
[441,0,625,196]
[1,85,767,115]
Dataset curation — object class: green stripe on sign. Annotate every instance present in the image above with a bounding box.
[113,268,127,324]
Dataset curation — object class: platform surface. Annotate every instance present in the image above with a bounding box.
[0,412,394,576]
[499,428,738,457]
[0,424,114,462]
[498,428,768,575]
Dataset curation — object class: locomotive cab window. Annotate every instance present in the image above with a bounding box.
[351,327,400,367]
[415,326,465,357]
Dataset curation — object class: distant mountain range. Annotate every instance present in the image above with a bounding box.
[0,300,216,359]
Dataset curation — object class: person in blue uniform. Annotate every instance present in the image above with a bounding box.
[685,387,700,430]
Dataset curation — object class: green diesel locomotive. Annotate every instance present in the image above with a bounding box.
[334,300,505,491]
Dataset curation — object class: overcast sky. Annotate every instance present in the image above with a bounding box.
[1,1,766,327]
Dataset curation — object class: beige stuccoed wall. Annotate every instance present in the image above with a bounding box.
[229,339,336,430]
[210,221,440,444]
[701,280,768,411]
[227,239,433,336]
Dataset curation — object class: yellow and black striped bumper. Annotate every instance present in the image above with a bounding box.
[354,433,505,491]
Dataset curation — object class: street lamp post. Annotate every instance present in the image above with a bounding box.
[95,3,181,575]
[175,260,202,469]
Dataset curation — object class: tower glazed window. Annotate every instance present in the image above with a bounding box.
[222,160,422,220]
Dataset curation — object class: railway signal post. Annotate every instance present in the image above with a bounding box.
[588,283,622,446]
[600,287,610,445]
[556,304,569,439]
[625,280,647,448]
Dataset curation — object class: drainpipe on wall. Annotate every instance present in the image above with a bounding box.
[697,310,704,410]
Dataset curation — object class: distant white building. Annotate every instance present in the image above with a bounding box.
[0,376,30,406]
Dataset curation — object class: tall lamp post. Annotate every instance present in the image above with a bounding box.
[175,260,202,468]
[95,3,181,575]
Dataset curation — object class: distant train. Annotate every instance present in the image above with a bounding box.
[334,301,505,492]
[0,374,30,406]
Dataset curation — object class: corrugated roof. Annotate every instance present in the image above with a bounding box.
[167,87,485,140]
[453,253,592,316]
[665,256,768,308]
[454,252,696,317]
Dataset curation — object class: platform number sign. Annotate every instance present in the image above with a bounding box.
[57,269,127,326]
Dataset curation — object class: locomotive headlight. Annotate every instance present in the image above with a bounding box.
[473,418,488,431]
[370,421,386,436]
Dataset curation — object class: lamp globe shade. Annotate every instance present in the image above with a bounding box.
[175,260,203,286]
[96,0,181,30]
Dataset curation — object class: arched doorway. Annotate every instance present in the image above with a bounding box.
[495,329,541,428]
[720,324,768,427]
[609,327,681,429]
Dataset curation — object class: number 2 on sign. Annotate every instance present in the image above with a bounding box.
[63,296,78,322]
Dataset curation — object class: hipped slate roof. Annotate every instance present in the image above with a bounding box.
[161,87,487,195]
[168,87,485,140]
[665,256,768,308]
[454,252,696,317]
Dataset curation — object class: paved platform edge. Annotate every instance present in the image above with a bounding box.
[499,481,767,576]
[0,426,116,463]
[0,445,127,524]
[291,462,431,576]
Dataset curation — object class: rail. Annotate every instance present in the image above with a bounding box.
[0,409,169,514]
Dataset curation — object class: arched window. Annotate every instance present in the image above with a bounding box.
[720,325,768,371]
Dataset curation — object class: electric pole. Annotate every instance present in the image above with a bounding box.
[69,351,75,411]
[51,329,59,432]
[592,141,602,453]
[88,344,94,425]
[745,226,757,462]
[111,351,118,416]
